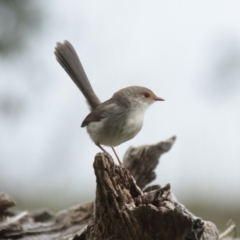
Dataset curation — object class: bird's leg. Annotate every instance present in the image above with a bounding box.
[95,143,122,166]
[111,147,122,166]
[95,143,108,153]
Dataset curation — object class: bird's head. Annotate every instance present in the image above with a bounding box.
[113,86,164,109]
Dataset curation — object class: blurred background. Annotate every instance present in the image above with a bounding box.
[0,0,240,233]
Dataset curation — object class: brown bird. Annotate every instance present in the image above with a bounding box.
[54,41,164,165]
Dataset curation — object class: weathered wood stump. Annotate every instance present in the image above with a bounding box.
[0,137,223,239]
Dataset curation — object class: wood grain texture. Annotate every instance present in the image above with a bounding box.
[0,137,221,240]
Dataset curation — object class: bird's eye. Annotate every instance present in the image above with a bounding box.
[144,92,150,98]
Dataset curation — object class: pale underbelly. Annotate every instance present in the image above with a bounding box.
[87,116,143,147]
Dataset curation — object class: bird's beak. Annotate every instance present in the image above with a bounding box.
[154,96,165,101]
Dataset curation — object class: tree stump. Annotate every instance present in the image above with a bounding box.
[0,137,224,239]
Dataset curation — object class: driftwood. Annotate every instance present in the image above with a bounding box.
[0,136,235,239]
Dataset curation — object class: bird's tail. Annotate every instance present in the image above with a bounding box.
[54,40,100,110]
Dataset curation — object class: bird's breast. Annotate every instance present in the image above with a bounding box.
[86,108,145,147]
[123,109,144,136]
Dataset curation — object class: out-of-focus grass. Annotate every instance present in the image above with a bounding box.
[186,201,240,236]
[12,193,93,213]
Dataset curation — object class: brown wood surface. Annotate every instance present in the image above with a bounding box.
[0,137,224,240]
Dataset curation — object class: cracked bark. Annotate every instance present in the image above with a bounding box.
[0,137,222,240]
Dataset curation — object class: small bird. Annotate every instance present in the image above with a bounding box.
[54,40,164,165]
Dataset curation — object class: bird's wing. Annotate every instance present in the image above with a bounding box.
[81,100,118,127]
